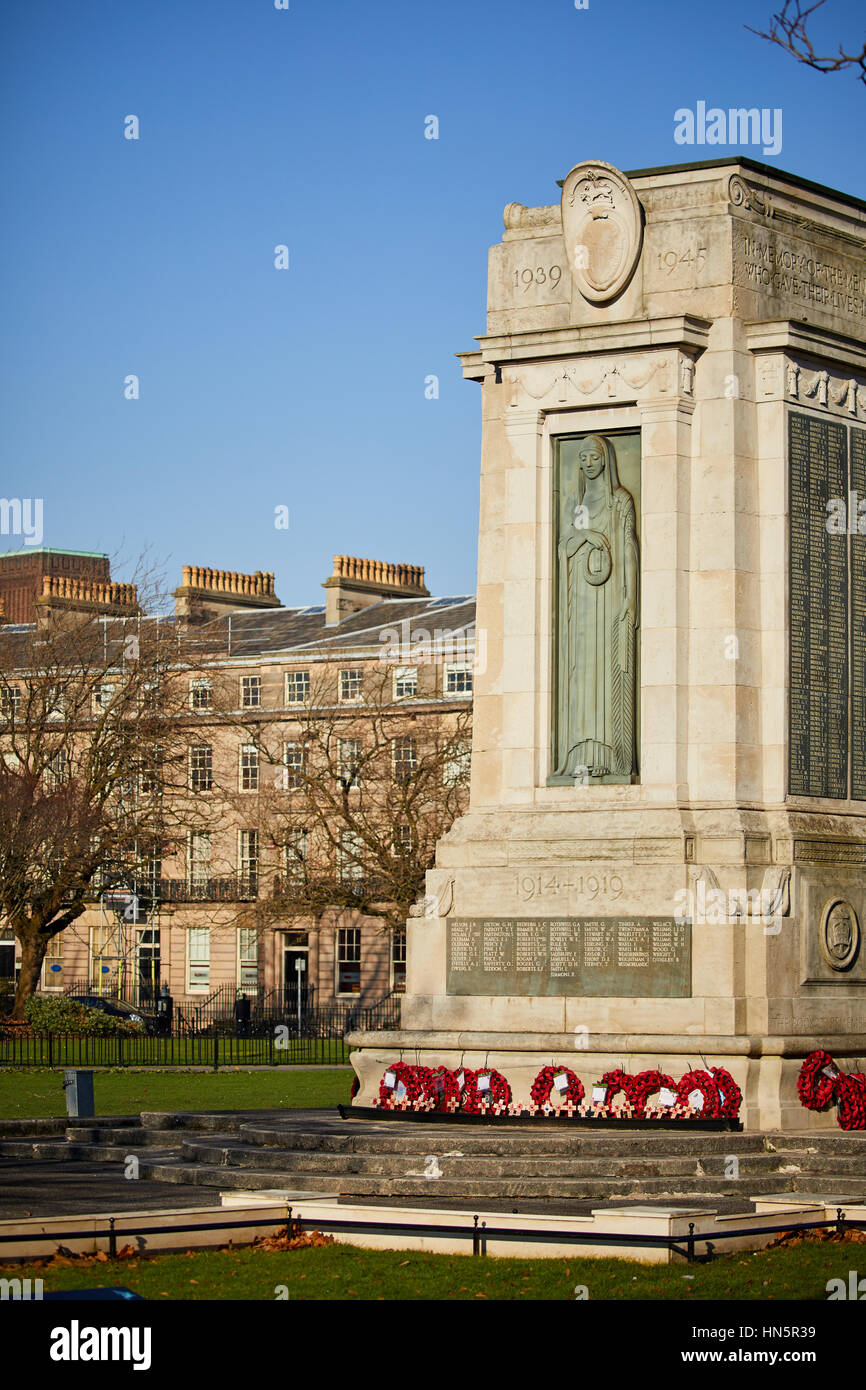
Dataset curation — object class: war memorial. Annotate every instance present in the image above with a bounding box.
[349,155,866,1132]
[3,154,866,1284]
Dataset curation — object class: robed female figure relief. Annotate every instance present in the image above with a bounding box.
[554,434,639,781]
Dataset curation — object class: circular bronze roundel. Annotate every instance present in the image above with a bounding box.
[561,160,644,305]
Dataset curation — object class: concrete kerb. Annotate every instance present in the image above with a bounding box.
[1,1194,861,1265]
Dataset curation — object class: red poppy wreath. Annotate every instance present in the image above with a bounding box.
[530,1065,585,1110]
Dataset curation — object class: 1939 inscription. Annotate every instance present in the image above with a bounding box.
[446,917,691,997]
[513,265,563,292]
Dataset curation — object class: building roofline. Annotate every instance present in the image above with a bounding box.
[0,547,110,560]
[621,156,866,213]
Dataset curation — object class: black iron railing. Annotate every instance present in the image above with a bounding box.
[155,876,258,903]
[168,988,401,1039]
[0,1208,861,1264]
[3,990,400,1057]
[0,1030,350,1068]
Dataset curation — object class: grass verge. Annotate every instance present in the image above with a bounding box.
[7,1235,862,1301]
[0,1067,354,1119]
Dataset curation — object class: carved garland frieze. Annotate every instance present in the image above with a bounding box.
[784,359,866,418]
[505,351,697,409]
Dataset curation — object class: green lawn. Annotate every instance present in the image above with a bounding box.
[10,1238,860,1301]
[0,1066,354,1118]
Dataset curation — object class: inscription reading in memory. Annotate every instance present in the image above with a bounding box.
[741,238,866,321]
[446,917,692,998]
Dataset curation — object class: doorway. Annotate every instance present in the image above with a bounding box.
[136,926,161,1006]
[282,937,310,1006]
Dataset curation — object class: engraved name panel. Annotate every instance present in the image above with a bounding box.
[852,425,866,802]
[446,917,691,997]
[788,412,848,798]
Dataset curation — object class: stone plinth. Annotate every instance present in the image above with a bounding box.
[351,157,866,1130]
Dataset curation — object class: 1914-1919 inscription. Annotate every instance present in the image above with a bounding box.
[446,917,691,997]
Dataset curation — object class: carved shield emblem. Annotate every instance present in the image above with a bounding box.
[820,899,861,972]
[561,160,643,304]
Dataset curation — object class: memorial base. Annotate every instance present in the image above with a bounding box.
[338,1104,743,1130]
[345,1034,865,1132]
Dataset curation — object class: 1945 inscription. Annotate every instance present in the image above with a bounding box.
[446,917,691,998]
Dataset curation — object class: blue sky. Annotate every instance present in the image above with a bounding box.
[1,0,863,607]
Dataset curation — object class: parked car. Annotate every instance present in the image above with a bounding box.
[66,995,158,1034]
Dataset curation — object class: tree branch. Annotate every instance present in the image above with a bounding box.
[748,0,866,84]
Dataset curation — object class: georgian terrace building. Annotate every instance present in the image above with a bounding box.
[0,552,475,1012]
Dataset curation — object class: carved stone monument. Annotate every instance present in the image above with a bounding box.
[552,432,640,783]
[349,157,866,1129]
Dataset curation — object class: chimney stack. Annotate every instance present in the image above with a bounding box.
[173,565,282,625]
[323,555,429,626]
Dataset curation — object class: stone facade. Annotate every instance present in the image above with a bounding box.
[0,550,113,626]
[349,157,866,1130]
[3,554,473,1012]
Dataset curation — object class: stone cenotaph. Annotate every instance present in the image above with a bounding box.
[350,157,866,1129]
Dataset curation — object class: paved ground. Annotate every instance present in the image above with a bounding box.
[3,1111,853,1222]
[0,1159,224,1219]
[0,1157,758,1222]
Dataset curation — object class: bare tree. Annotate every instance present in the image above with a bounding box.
[0,581,202,1017]
[225,661,471,942]
[749,1,866,85]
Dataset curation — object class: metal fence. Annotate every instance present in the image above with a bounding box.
[0,1207,862,1263]
[0,1031,350,1069]
[43,985,401,1039]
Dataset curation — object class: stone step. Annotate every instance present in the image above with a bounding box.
[136,1157,862,1201]
[139,1111,287,1133]
[0,1140,88,1161]
[79,1144,184,1164]
[0,1140,50,1159]
[766,1134,866,1157]
[64,1126,182,1148]
[0,1115,139,1138]
[141,1160,345,1192]
[237,1125,772,1157]
[790,1176,866,1197]
[178,1137,818,1181]
[780,1154,866,1172]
